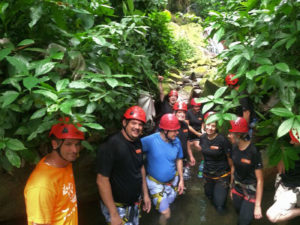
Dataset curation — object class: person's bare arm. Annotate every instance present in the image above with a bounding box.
[254,169,264,219]
[243,110,250,124]
[141,166,151,213]
[188,125,202,137]
[176,159,184,194]
[187,141,196,166]
[158,75,165,102]
[96,174,122,225]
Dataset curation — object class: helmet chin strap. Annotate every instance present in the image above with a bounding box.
[122,120,136,141]
[163,130,174,144]
[54,140,71,162]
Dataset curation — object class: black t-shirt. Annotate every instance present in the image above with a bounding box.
[96,131,143,204]
[281,153,300,188]
[177,120,189,159]
[186,109,203,131]
[200,133,231,177]
[160,98,173,115]
[230,143,263,185]
[237,92,256,122]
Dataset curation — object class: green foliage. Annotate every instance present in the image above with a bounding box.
[205,0,300,169]
[0,0,189,170]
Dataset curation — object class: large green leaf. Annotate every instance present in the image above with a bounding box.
[222,113,237,121]
[56,79,70,91]
[35,62,56,76]
[86,102,97,114]
[0,47,12,61]
[275,63,290,73]
[202,102,214,114]
[277,118,294,138]
[99,62,111,75]
[17,39,35,46]
[23,76,39,90]
[270,108,294,117]
[226,55,242,72]
[256,65,274,75]
[69,81,89,89]
[33,90,58,101]
[105,78,118,88]
[30,108,47,120]
[5,150,21,168]
[254,57,272,65]
[6,56,28,74]
[60,100,75,115]
[1,91,19,107]
[214,87,227,99]
[213,27,225,42]
[6,138,26,151]
[83,123,104,130]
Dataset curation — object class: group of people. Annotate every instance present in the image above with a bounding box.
[23,74,300,225]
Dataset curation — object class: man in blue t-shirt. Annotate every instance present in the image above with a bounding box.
[141,113,184,225]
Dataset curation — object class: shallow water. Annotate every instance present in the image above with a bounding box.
[3,163,300,225]
[77,164,300,225]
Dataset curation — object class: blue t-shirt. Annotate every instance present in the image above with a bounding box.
[141,132,183,183]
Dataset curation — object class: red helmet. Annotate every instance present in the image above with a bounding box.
[173,101,187,111]
[229,117,249,133]
[225,74,239,86]
[204,111,216,121]
[289,129,300,143]
[168,90,178,97]
[49,117,84,140]
[190,98,201,106]
[123,106,146,123]
[159,113,180,130]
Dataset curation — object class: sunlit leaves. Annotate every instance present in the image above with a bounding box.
[226,55,242,73]
[277,118,294,138]
[6,138,26,151]
[275,63,290,73]
[23,77,39,91]
[1,91,19,107]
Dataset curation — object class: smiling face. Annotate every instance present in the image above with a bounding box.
[122,119,144,140]
[52,139,81,162]
[175,110,186,121]
[169,95,178,105]
[205,122,217,135]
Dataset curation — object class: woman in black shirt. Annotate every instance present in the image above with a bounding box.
[199,111,233,213]
[228,117,263,225]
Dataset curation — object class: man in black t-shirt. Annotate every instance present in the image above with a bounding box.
[96,106,151,225]
[267,128,300,223]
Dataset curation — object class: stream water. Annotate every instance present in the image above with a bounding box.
[2,154,300,225]
[76,167,300,225]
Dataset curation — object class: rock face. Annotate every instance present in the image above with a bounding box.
[163,20,223,102]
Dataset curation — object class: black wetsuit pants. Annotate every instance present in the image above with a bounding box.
[232,188,255,225]
[204,176,229,213]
